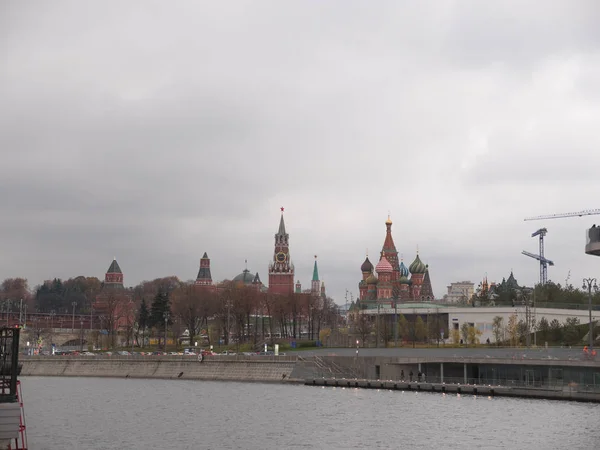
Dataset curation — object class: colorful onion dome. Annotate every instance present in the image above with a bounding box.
[399,274,411,285]
[375,255,393,273]
[399,261,410,278]
[366,273,379,285]
[409,254,427,274]
[361,257,373,273]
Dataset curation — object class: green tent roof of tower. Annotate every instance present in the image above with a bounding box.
[312,258,319,281]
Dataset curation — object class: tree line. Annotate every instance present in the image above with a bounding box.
[0,275,341,349]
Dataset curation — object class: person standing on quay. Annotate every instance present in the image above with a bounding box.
[400,370,405,381]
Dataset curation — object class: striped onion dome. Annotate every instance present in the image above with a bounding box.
[409,254,427,274]
[399,261,410,278]
[375,255,393,273]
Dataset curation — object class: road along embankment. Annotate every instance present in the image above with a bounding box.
[20,355,304,383]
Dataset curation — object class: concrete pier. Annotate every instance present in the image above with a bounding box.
[306,378,600,403]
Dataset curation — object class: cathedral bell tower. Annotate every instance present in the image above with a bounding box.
[268,208,295,295]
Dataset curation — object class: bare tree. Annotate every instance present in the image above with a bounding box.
[354,311,372,346]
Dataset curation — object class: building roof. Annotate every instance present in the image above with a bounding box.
[232,269,255,284]
[312,257,319,281]
[361,256,374,273]
[107,259,122,274]
[399,261,410,277]
[278,213,287,236]
[375,255,393,273]
[409,254,427,274]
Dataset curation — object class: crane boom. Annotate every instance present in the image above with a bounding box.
[524,209,600,221]
[521,250,554,266]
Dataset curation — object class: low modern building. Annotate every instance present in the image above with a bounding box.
[359,304,599,344]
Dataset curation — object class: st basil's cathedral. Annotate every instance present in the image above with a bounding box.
[358,216,434,308]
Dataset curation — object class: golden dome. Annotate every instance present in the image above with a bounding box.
[385,215,392,225]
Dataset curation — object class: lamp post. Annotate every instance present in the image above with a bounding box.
[19,298,23,325]
[23,304,27,328]
[163,311,170,354]
[71,301,77,331]
[582,278,598,352]
[6,300,12,326]
[80,320,84,352]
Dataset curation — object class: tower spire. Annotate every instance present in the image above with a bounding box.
[278,207,287,235]
[312,255,319,281]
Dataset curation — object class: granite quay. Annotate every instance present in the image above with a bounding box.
[19,349,600,402]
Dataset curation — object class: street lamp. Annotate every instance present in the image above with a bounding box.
[582,278,598,352]
[71,301,77,331]
[80,320,84,352]
[163,311,170,354]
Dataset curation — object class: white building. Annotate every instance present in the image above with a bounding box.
[361,304,598,344]
[443,281,475,304]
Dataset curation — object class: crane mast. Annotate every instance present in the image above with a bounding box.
[522,228,553,285]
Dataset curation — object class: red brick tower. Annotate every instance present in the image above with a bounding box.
[268,208,294,295]
[195,252,213,286]
[381,215,400,283]
[104,258,124,286]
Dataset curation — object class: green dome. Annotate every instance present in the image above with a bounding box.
[366,273,378,285]
[232,269,254,284]
[409,254,427,274]
[400,275,411,285]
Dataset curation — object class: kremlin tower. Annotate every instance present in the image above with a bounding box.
[195,252,213,286]
[268,208,295,295]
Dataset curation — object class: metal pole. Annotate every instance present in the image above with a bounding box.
[394,300,398,348]
[80,321,84,352]
[19,299,22,325]
[583,278,597,353]
[72,301,77,332]
[24,304,27,328]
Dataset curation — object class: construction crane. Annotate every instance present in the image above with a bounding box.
[524,209,600,257]
[522,228,554,285]
[524,209,600,221]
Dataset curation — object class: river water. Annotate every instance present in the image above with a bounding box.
[20,377,600,450]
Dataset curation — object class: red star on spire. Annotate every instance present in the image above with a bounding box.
[280,207,284,212]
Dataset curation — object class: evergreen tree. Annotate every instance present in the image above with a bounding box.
[138,298,149,330]
[149,290,171,329]
[537,317,550,343]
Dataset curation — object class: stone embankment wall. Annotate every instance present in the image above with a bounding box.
[20,356,301,383]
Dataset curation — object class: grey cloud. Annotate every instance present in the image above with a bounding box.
[2,1,600,301]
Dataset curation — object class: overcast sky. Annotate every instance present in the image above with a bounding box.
[2,1,600,304]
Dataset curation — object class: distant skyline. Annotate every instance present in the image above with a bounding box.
[2,1,600,304]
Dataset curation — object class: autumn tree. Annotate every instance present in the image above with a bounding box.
[398,314,409,343]
[354,311,372,346]
[467,325,482,345]
[460,322,470,345]
[492,316,504,345]
[171,284,215,347]
[415,316,427,342]
[507,313,519,347]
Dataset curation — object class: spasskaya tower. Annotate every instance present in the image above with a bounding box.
[268,207,295,295]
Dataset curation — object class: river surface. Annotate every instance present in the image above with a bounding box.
[21,377,600,450]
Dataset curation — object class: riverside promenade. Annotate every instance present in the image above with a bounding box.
[20,347,600,402]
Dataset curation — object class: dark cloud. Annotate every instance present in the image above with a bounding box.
[1,1,600,301]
